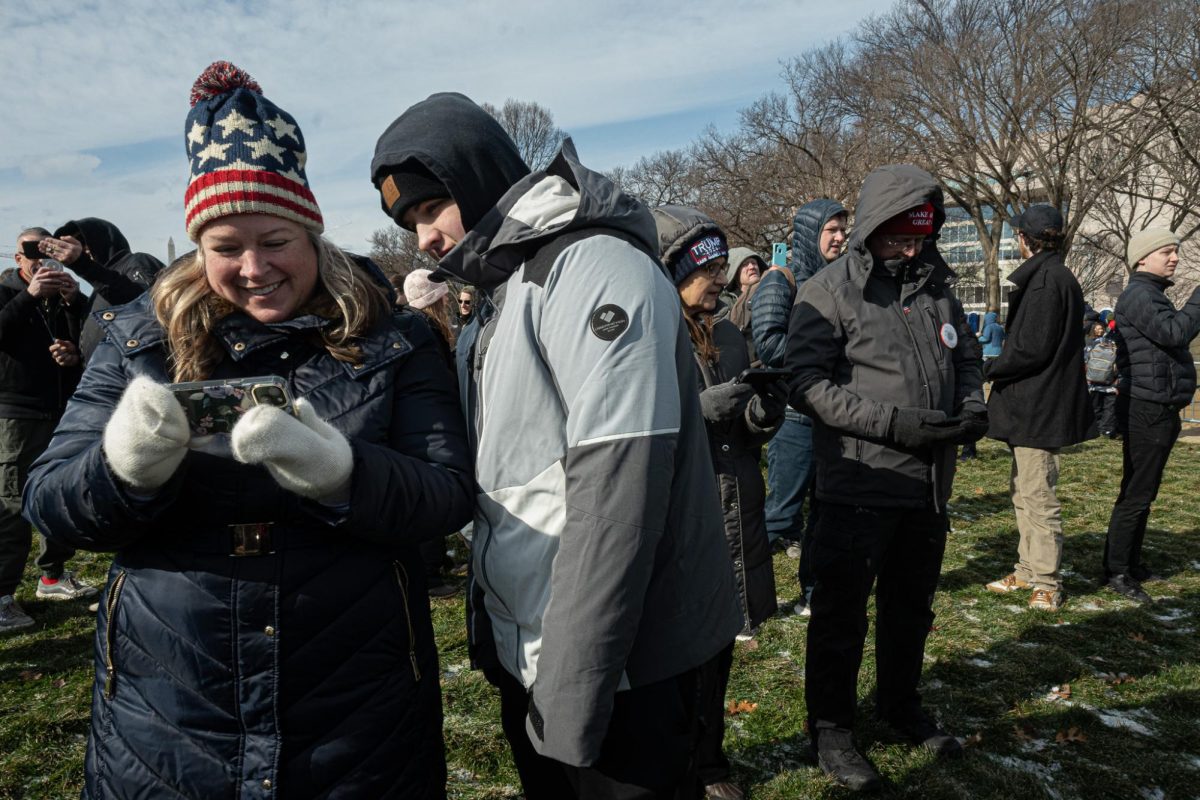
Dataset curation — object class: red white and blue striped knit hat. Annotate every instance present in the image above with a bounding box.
[183,61,323,241]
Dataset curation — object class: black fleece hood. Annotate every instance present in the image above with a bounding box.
[371,92,531,232]
[54,218,130,265]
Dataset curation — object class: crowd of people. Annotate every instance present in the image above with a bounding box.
[1,61,1198,798]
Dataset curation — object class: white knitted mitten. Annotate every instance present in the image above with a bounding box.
[230,398,353,504]
[102,376,191,491]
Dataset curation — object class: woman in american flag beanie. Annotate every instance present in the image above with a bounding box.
[23,61,472,798]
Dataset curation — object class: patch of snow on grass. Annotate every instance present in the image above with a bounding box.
[967,657,994,668]
[1152,607,1186,622]
[1095,709,1155,736]
[987,755,1063,799]
[1138,787,1165,800]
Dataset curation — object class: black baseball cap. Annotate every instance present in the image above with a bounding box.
[1009,204,1064,238]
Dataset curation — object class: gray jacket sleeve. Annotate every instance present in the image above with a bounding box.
[948,295,985,411]
[785,278,894,439]
[526,235,683,767]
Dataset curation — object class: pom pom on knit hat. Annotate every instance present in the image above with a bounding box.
[183,61,322,241]
[403,269,449,310]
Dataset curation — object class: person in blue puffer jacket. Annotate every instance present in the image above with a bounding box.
[750,198,847,615]
[978,310,1005,359]
[23,62,473,799]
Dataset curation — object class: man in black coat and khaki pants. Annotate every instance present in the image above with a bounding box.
[984,205,1092,611]
[1103,229,1200,604]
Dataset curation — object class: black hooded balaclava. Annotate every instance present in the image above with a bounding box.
[371,93,531,233]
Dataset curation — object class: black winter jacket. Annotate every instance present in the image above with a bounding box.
[985,251,1093,448]
[1113,271,1200,407]
[695,314,779,630]
[54,218,163,363]
[24,295,473,799]
[0,268,86,418]
[786,165,983,510]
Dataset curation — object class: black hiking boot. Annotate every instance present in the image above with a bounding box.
[812,727,882,791]
[1106,574,1153,604]
[885,709,963,758]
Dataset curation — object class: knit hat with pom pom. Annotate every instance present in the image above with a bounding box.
[183,61,322,240]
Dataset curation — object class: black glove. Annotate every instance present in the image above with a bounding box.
[889,408,964,449]
[955,403,989,444]
[699,381,755,424]
[747,379,789,427]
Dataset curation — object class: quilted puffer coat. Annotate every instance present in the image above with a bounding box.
[24,294,473,800]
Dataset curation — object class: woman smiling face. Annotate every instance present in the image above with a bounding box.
[199,214,319,323]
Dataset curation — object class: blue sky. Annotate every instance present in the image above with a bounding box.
[1,0,893,261]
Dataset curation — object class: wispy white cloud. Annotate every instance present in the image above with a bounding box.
[1,0,892,255]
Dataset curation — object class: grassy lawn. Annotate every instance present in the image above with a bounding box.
[2,436,1198,799]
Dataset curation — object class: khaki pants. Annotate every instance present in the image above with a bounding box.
[1009,446,1063,592]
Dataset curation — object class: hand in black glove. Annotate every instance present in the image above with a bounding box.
[747,379,790,428]
[955,400,989,443]
[889,407,965,449]
[699,381,756,424]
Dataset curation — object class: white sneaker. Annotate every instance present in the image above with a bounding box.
[785,543,802,559]
[735,627,758,642]
[35,572,99,601]
[794,587,814,617]
[0,595,34,632]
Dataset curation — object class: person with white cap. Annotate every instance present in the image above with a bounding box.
[1102,229,1200,604]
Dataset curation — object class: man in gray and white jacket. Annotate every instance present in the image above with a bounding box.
[371,93,741,799]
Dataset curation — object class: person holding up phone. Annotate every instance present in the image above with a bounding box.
[0,227,95,634]
[24,62,473,798]
[654,206,785,800]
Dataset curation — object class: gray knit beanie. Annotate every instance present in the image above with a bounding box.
[1127,228,1181,269]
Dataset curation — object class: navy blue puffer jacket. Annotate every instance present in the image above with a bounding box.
[24,294,473,799]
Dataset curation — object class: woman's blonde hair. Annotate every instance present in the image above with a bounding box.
[151,231,390,382]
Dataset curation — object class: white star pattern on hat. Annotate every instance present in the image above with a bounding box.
[249,137,286,164]
[280,168,307,186]
[195,141,232,165]
[187,121,209,151]
[296,150,307,169]
[267,115,299,143]
[216,109,258,138]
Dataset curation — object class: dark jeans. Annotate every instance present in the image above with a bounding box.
[485,655,715,800]
[805,502,947,732]
[1091,390,1118,435]
[1104,397,1181,578]
[0,417,74,597]
[696,642,735,786]
[765,410,813,545]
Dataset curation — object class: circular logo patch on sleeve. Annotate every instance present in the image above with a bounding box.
[590,304,630,341]
[940,322,959,348]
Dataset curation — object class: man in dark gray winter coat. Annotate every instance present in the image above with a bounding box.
[371,93,741,799]
[786,165,985,790]
[751,200,847,615]
[1103,228,1200,604]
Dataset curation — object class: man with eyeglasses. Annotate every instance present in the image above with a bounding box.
[983,205,1091,612]
[785,165,985,790]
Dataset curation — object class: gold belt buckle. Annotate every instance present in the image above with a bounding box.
[230,523,273,557]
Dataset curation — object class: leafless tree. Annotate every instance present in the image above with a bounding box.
[368,226,433,278]
[481,99,567,170]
